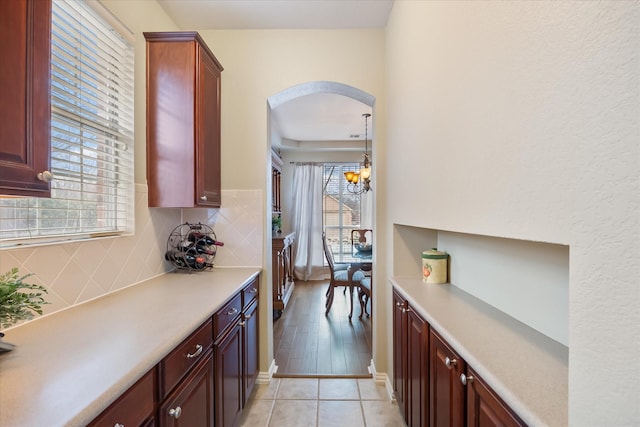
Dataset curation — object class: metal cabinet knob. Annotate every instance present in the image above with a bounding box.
[186,344,203,359]
[396,301,410,313]
[37,171,53,182]
[114,423,125,427]
[445,357,457,368]
[460,373,474,385]
[200,195,207,201]
[168,406,182,419]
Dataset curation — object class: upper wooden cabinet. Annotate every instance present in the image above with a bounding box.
[272,150,283,213]
[144,32,223,208]
[0,0,52,197]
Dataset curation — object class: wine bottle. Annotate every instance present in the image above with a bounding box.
[165,250,208,269]
[187,232,224,247]
[188,245,217,256]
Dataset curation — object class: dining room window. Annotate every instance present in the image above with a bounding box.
[322,163,364,259]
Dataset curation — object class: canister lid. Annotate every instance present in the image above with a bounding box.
[422,248,448,259]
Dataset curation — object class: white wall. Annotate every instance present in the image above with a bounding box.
[385,2,639,425]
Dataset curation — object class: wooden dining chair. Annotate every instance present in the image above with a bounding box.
[358,277,371,319]
[322,231,365,318]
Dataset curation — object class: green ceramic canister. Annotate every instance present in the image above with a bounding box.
[422,248,448,284]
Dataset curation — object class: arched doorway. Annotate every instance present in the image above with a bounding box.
[267,81,376,376]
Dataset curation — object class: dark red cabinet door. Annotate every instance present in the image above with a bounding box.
[214,322,243,427]
[393,290,408,421]
[407,307,429,427]
[466,367,526,427]
[430,329,466,427]
[242,298,259,405]
[195,44,221,207]
[158,350,214,427]
[0,0,51,197]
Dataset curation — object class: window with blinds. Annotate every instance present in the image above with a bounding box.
[0,0,135,245]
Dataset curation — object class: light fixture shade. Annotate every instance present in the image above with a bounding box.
[344,171,355,182]
[351,173,360,184]
[360,166,371,180]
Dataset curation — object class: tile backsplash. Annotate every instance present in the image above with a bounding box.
[0,185,263,325]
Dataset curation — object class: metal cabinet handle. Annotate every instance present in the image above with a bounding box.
[396,301,408,313]
[200,195,207,201]
[168,406,182,419]
[460,373,474,385]
[114,423,124,427]
[445,357,457,368]
[186,344,203,359]
[37,171,53,182]
[249,287,258,294]
[239,320,246,327]
[243,312,253,320]
[226,307,238,316]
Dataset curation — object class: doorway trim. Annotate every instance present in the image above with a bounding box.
[266,80,376,377]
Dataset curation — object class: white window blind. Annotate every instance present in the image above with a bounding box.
[0,0,134,245]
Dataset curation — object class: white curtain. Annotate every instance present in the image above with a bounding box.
[360,190,374,229]
[291,163,325,281]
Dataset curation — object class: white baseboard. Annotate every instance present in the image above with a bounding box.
[368,358,396,403]
[256,359,278,384]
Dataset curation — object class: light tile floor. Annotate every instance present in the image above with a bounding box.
[239,377,407,427]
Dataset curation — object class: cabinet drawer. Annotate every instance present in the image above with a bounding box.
[242,278,259,309]
[214,292,242,339]
[160,318,213,398]
[89,368,155,427]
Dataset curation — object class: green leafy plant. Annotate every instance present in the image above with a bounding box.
[272,215,282,232]
[0,268,49,329]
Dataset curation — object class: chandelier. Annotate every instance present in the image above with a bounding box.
[344,113,372,194]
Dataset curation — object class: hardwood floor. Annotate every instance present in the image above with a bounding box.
[273,280,372,376]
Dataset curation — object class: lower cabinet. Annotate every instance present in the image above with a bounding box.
[214,321,243,427]
[392,290,408,420]
[465,366,525,427]
[242,298,259,401]
[90,277,260,427]
[213,276,260,427]
[393,289,429,427]
[393,287,526,427]
[407,308,429,427]
[430,329,465,427]
[158,350,214,427]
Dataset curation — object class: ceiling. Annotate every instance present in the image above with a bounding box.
[156,0,393,152]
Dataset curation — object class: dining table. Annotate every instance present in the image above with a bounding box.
[332,246,372,318]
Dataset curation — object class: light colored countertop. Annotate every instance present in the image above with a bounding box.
[0,267,261,427]
[391,277,568,427]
